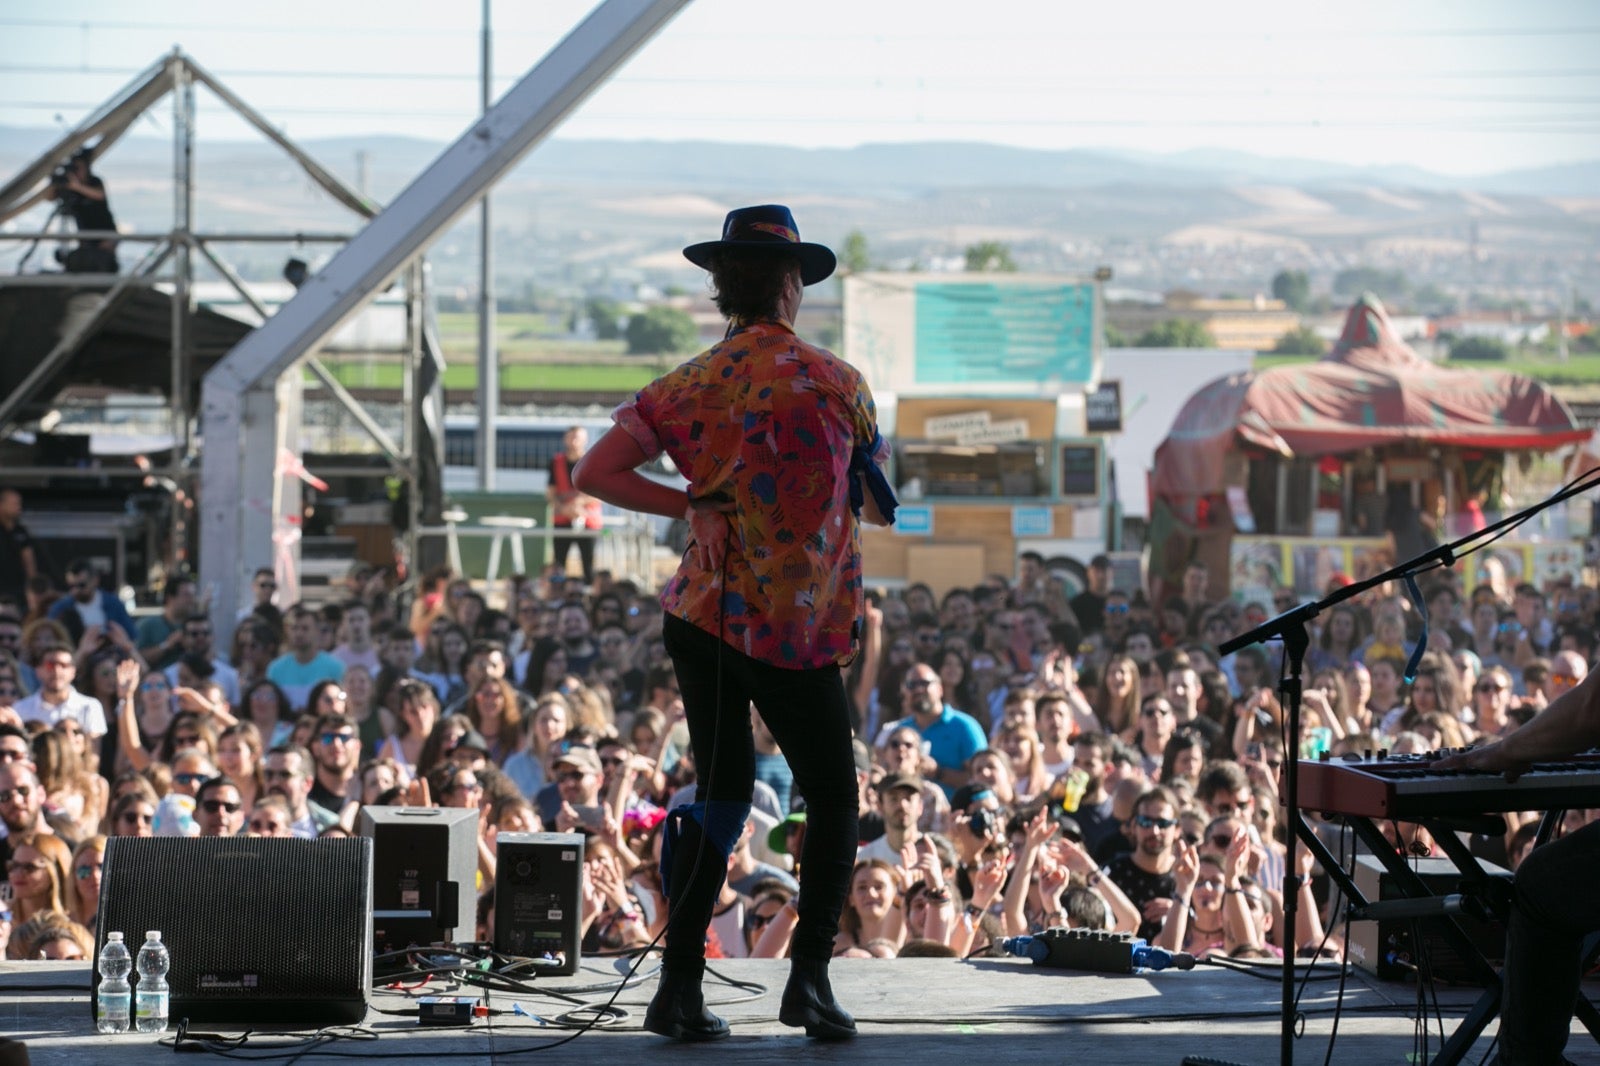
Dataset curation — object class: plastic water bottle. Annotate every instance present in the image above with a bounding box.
[134,930,170,1033]
[96,932,132,1034]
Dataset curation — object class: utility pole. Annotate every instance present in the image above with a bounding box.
[477,0,499,490]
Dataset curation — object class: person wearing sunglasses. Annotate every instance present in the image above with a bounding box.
[1472,665,1517,738]
[150,747,216,837]
[5,831,72,930]
[13,646,107,745]
[307,713,361,815]
[0,762,47,871]
[68,835,105,933]
[45,558,135,653]
[1103,785,1183,942]
[886,666,987,804]
[193,776,245,838]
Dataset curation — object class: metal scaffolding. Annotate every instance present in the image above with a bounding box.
[0,48,446,593]
[196,0,690,632]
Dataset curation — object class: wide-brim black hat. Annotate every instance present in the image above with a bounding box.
[683,204,836,286]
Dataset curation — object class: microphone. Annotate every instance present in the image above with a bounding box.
[1001,928,1196,973]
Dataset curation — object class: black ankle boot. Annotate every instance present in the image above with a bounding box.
[779,956,856,1040]
[644,964,729,1042]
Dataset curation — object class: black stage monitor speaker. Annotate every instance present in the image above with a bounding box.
[1348,854,1508,985]
[494,832,585,976]
[92,836,373,1025]
[359,805,477,951]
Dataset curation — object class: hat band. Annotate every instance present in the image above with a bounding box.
[734,221,799,243]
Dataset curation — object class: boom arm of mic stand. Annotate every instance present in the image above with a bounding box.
[1219,468,1600,659]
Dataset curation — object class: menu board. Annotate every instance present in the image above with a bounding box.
[1060,444,1100,498]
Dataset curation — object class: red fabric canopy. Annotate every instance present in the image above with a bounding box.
[1151,294,1586,500]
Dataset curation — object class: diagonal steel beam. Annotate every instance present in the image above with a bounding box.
[191,237,407,469]
[183,54,378,220]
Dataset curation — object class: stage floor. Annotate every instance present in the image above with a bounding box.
[5,956,1600,1064]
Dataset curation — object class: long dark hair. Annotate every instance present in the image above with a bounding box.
[707,250,798,321]
[522,638,568,698]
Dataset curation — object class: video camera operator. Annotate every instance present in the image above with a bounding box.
[46,148,118,274]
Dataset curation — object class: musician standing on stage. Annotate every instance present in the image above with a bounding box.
[575,205,889,1042]
[1437,669,1600,1065]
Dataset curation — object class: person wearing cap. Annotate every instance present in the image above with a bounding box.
[550,744,604,810]
[575,205,887,1042]
[856,772,927,867]
[1070,555,1113,636]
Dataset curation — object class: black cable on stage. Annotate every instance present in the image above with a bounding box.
[1197,956,1350,983]
[1318,839,1360,1066]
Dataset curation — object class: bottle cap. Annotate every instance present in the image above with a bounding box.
[108,932,124,941]
[145,931,161,940]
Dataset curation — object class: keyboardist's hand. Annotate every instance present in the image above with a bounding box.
[1431,740,1531,783]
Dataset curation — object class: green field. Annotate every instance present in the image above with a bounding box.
[322,313,1600,393]
[313,361,662,392]
[1255,351,1600,386]
[315,311,670,392]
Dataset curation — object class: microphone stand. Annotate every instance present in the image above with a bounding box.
[1213,469,1600,1066]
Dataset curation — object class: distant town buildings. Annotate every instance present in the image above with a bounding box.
[1106,291,1300,350]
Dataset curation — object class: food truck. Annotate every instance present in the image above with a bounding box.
[842,272,1114,592]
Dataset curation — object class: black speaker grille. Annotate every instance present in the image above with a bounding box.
[95,837,373,1024]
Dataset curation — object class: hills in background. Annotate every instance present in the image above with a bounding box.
[2,127,1596,303]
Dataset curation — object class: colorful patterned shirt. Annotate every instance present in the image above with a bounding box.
[613,319,885,670]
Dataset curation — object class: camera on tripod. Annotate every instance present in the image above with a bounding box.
[50,163,83,205]
[50,148,93,203]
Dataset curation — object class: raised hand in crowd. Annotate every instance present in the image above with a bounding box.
[948,852,1008,958]
[403,774,431,808]
[595,807,639,874]
[115,657,141,701]
[1154,837,1200,951]
[1003,806,1058,935]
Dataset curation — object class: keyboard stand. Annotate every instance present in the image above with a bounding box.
[1296,809,1600,1064]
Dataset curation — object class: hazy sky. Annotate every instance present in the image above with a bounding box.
[2,0,1598,174]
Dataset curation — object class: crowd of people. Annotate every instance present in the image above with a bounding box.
[0,531,1586,968]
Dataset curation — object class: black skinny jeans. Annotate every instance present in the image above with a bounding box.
[662,613,859,965]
